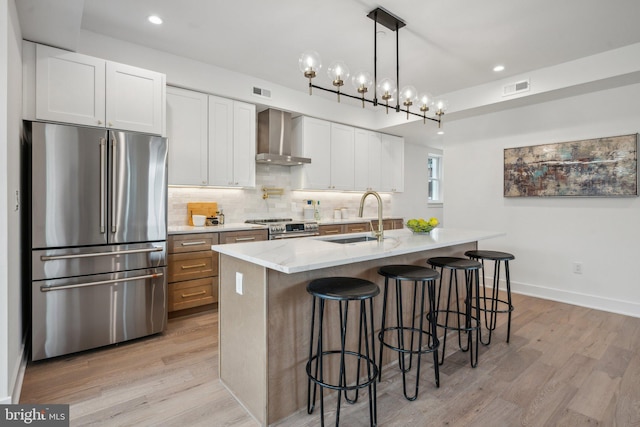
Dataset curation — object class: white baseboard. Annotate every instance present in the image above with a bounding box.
[508,279,640,318]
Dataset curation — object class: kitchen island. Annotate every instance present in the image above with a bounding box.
[213,228,504,425]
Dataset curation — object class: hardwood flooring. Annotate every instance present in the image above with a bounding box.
[20,292,640,426]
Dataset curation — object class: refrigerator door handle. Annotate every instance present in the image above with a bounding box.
[100,137,106,233]
[40,246,164,261]
[40,272,164,292]
[111,136,118,233]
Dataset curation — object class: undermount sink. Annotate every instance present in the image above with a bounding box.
[324,235,381,244]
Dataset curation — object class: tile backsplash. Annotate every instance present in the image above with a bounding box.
[168,164,395,226]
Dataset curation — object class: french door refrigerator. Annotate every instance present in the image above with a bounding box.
[24,121,168,360]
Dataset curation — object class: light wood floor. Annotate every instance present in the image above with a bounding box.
[20,292,640,426]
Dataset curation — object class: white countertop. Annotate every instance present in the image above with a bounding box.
[168,223,268,235]
[213,228,505,274]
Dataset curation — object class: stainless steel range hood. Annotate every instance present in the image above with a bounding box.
[256,109,311,165]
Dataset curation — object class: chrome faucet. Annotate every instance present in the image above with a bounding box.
[358,191,384,241]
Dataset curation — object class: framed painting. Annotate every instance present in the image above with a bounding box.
[504,134,638,197]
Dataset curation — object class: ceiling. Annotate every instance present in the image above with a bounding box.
[16,0,640,139]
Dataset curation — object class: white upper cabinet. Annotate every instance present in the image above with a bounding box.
[291,116,332,190]
[28,42,165,135]
[105,62,164,134]
[354,129,382,191]
[208,95,256,188]
[35,44,106,128]
[166,87,209,185]
[330,123,355,190]
[293,116,402,192]
[380,134,405,192]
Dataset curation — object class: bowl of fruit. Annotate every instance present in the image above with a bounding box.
[406,217,439,234]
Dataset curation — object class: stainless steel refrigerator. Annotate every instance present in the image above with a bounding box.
[24,121,168,361]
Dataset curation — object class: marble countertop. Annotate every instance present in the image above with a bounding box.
[213,228,504,274]
[168,223,268,235]
[317,217,402,225]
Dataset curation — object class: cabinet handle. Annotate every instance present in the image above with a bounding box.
[181,263,207,270]
[181,290,207,298]
[235,237,256,242]
[181,241,206,246]
[350,228,365,232]
[324,230,340,234]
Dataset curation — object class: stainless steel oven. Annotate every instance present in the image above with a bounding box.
[245,218,319,239]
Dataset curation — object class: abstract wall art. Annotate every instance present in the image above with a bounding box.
[504,134,638,197]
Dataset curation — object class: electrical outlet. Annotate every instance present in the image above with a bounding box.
[573,262,583,274]
[236,272,243,295]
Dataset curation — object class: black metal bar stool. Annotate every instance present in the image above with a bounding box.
[465,250,515,345]
[377,265,440,401]
[306,277,380,427]
[426,257,482,368]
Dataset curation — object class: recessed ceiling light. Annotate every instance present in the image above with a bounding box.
[148,15,163,25]
[493,65,505,72]
[437,131,444,135]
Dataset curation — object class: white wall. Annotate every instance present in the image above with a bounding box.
[1,0,25,404]
[394,142,444,223]
[443,82,640,317]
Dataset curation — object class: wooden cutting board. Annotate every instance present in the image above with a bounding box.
[187,202,218,225]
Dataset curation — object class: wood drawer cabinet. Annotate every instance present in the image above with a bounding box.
[318,224,343,236]
[344,222,369,233]
[219,229,268,244]
[168,233,219,314]
[319,219,404,236]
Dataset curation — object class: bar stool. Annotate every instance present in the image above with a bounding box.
[426,257,482,368]
[306,277,380,427]
[377,265,440,401]
[465,250,515,345]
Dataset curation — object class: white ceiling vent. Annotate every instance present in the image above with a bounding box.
[253,86,272,98]
[502,79,530,97]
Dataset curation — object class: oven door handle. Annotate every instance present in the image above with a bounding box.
[271,232,320,240]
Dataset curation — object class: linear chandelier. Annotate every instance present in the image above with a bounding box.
[299,7,447,128]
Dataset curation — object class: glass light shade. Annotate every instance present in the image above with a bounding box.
[434,99,448,113]
[351,71,373,93]
[377,78,396,100]
[399,85,418,104]
[418,92,433,109]
[327,61,350,82]
[298,51,322,76]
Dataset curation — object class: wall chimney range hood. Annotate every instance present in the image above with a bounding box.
[256,109,311,165]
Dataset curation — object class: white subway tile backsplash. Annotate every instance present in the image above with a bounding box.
[168,164,395,226]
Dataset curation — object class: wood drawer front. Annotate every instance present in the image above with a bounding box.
[345,222,369,233]
[219,229,268,244]
[169,233,217,254]
[318,225,343,236]
[169,277,217,312]
[168,251,216,282]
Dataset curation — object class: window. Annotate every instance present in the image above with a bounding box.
[428,154,443,203]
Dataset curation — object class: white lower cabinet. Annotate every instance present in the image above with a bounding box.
[26,41,165,135]
[166,88,255,187]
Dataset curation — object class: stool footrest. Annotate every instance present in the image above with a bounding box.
[378,327,439,355]
[306,350,378,391]
[430,310,480,333]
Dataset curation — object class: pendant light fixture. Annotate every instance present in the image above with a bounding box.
[299,7,447,128]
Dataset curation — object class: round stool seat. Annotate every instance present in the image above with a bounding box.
[307,277,380,300]
[378,264,440,281]
[465,250,515,261]
[428,257,481,270]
